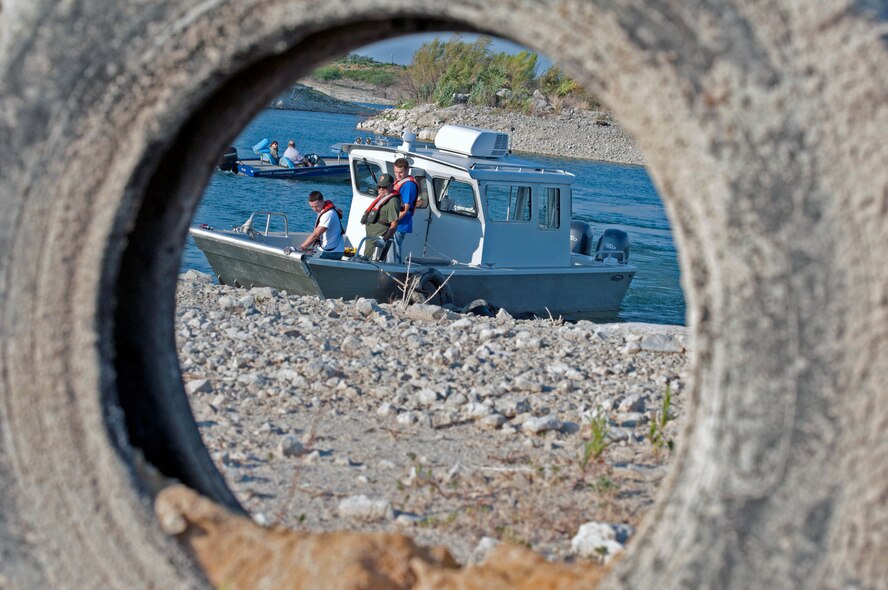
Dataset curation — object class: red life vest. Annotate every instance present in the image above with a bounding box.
[315,200,344,234]
[393,175,418,213]
[360,191,401,225]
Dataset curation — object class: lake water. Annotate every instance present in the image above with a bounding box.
[183,108,685,326]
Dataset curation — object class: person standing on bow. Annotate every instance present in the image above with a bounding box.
[388,157,419,263]
[299,191,345,260]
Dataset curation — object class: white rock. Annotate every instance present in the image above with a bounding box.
[302,450,322,465]
[252,512,269,526]
[397,411,418,425]
[249,286,277,301]
[337,495,394,522]
[377,402,396,417]
[415,388,440,406]
[511,412,534,425]
[618,394,646,413]
[463,401,493,418]
[355,298,383,316]
[496,397,530,418]
[522,414,562,434]
[404,303,456,322]
[640,333,684,353]
[181,269,213,283]
[619,340,642,354]
[571,522,625,563]
[443,462,463,484]
[342,335,362,351]
[479,413,507,429]
[470,536,502,565]
[218,295,239,311]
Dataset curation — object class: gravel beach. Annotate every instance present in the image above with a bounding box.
[177,271,688,565]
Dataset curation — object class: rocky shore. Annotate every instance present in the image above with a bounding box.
[176,271,687,565]
[357,103,645,165]
[271,83,379,116]
[299,77,399,106]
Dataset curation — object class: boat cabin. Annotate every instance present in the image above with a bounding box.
[343,125,575,268]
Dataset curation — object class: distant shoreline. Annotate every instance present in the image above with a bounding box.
[357,104,644,165]
[285,80,644,165]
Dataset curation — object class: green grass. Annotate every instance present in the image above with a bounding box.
[578,409,611,472]
[648,383,675,459]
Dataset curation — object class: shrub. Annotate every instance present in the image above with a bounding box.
[314,65,342,81]
[342,69,399,87]
[405,39,601,112]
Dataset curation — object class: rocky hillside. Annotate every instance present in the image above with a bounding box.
[300,77,399,106]
[271,83,378,115]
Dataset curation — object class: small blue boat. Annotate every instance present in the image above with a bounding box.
[218,139,351,181]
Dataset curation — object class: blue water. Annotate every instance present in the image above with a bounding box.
[184,109,686,326]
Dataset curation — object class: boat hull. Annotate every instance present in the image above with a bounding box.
[190,229,635,320]
[235,158,350,180]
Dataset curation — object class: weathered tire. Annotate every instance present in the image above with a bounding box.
[413,268,453,306]
[0,1,885,588]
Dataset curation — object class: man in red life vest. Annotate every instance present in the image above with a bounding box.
[299,191,345,260]
[361,174,401,259]
[388,157,419,263]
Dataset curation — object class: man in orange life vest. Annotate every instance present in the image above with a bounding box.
[298,191,345,260]
[385,157,420,263]
[361,174,401,258]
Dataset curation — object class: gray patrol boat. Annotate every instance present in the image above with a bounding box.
[190,125,636,319]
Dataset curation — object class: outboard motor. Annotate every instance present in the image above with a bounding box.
[594,228,630,264]
[569,220,595,256]
[218,146,238,172]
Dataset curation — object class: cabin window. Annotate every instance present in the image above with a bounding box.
[352,160,385,196]
[434,178,477,218]
[485,184,532,222]
[538,187,561,230]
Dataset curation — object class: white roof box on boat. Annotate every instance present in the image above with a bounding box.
[434,125,510,158]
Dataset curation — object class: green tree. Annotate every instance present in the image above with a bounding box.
[407,38,447,102]
[406,39,599,112]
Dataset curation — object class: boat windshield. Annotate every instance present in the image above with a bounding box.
[353,160,384,196]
